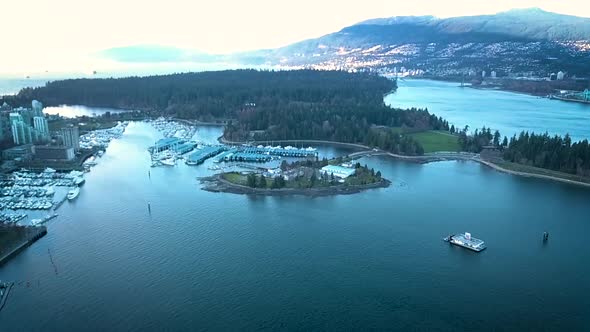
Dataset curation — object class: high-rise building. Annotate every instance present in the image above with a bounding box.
[31,100,43,116]
[0,111,11,142]
[33,116,50,142]
[10,113,33,145]
[61,126,80,151]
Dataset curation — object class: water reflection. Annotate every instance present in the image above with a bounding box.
[43,105,130,118]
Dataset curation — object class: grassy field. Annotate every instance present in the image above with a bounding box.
[221,172,247,185]
[408,130,460,153]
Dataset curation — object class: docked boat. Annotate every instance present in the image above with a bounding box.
[74,177,85,186]
[67,187,80,200]
[443,232,486,252]
[160,158,176,166]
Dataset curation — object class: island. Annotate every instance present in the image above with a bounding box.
[200,158,390,197]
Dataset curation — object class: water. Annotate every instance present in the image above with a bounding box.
[0,78,49,95]
[385,79,590,142]
[1,121,589,330]
[43,105,130,118]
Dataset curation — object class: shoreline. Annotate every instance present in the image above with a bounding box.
[406,77,590,102]
[219,137,590,189]
[199,174,391,197]
[476,159,590,189]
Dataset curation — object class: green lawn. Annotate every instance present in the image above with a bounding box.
[408,130,460,153]
[221,172,247,185]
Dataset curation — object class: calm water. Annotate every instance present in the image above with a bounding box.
[1,121,589,331]
[43,105,130,118]
[385,79,590,141]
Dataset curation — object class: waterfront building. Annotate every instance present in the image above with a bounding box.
[10,113,33,145]
[149,137,182,153]
[31,100,43,116]
[482,70,486,78]
[33,116,49,142]
[557,71,565,80]
[320,165,356,179]
[34,146,75,161]
[0,111,11,142]
[1,144,34,161]
[61,126,80,151]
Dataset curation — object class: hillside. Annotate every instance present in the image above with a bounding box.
[252,9,590,77]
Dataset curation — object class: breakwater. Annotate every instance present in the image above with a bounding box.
[0,226,47,266]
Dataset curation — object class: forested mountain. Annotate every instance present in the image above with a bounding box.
[250,9,590,77]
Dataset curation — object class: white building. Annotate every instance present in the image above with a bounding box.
[61,126,80,151]
[320,165,356,179]
[490,71,497,78]
[557,71,565,80]
[33,116,49,141]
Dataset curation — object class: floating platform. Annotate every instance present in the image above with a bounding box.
[443,232,486,252]
[186,146,227,165]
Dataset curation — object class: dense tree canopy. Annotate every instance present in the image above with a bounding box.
[503,132,590,176]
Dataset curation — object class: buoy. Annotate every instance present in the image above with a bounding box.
[543,232,549,241]
[148,202,151,214]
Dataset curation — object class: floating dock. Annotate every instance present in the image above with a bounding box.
[186,146,227,165]
[443,232,486,252]
[243,146,318,158]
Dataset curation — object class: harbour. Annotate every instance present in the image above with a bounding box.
[0,119,589,330]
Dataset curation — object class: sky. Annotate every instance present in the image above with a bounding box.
[1,0,589,77]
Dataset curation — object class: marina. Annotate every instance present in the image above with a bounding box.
[186,145,227,165]
[79,122,128,149]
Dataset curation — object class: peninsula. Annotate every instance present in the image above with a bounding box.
[200,159,390,197]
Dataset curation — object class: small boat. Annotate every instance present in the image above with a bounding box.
[444,232,486,252]
[74,177,85,186]
[67,187,80,200]
[160,158,176,166]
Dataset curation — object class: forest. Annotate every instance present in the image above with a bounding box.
[503,132,590,177]
[5,69,453,156]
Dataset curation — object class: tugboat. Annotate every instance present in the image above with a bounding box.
[444,232,486,252]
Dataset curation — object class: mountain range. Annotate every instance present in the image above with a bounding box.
[101,9,590,78]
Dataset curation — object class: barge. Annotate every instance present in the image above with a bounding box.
[443,232,486,252]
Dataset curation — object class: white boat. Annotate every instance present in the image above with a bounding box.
[443,232,486,252]
[160,158,176,166]
[67,187,80,200]
[30,219,43,226]
[74,177,85,186]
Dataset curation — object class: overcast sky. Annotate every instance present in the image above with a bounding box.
[2,0,589,76]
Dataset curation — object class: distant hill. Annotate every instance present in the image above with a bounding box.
[250,8,590,77]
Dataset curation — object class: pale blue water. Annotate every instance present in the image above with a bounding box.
[0,121,588,331]
[43,105,129,118]
[385,79,590,141]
